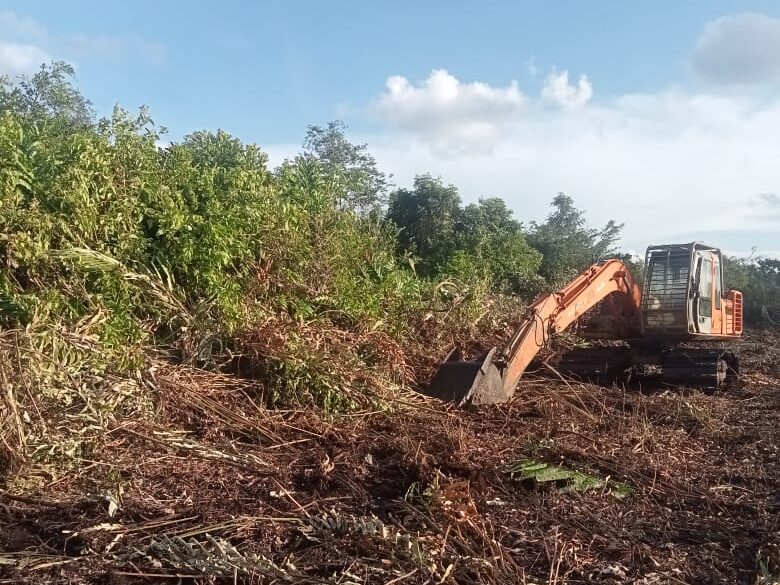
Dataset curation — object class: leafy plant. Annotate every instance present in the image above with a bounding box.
[508,458,634,499]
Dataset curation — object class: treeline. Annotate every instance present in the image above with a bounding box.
[0,64,623,331]
[0,63,777,408]
[724,256,780,323]
[297,122,627,296]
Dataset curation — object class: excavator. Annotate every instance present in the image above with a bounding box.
[429,242,743,406]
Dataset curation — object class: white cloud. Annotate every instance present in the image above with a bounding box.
[756,192,779,207]
[541,70,593,109]
[692,13,780,85]
[748,192,780,225]
[373,69,599,154]
[0,11,47,41]
[264,142,300,167]
[0,42,52,76]
[374,69,525,155]
[0,10,166,73]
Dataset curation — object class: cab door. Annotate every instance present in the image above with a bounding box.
[692,251,713,333]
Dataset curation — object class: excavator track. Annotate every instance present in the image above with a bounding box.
[661,349,739,390]
[558,345,740,390]
[558,346,631,381]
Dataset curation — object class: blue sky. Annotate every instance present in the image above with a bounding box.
[1,1,779,256]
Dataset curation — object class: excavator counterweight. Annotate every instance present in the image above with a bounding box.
[427,242,743,406]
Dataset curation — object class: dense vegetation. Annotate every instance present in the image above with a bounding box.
[725,256,780,323]
[0,62,777,412]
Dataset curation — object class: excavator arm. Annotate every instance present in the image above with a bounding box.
[428,259,643,405]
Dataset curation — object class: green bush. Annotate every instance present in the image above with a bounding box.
[0,65,430,411]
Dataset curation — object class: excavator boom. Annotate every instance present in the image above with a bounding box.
[428,259,642,405]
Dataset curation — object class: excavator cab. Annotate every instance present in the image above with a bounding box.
[641,243,743,339]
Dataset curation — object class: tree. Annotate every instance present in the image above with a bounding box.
[387,181,542,294]
[386,174,461,276]
[724,254,780,323]
[450,198,542,294]
[456,197,520,237]
[0,61,93,129]
[528,193,623,287]
[302,120,389,213]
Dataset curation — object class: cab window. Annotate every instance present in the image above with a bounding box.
[714,259,722,309]
[698,257,713,317]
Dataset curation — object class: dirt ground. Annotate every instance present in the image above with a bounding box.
[1,330,778,584]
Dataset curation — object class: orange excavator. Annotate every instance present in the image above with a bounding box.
[429,242,743,406]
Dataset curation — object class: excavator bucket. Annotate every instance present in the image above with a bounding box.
[426,347,508,406]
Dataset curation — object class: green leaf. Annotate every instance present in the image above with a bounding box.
[508,458,634,499]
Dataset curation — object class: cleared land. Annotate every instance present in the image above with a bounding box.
[1,330,778,584]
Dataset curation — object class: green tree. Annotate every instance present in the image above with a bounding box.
[387,183,542,295]
[449,198,542,294]
[528,193,623,287]
[302,120,389,213]
[0,61,93,129]
[457,197,519,236]
[724,254,780,323]
[386,174,461,276]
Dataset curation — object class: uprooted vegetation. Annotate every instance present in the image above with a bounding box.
[1,63,779,584]
[1,331,778,584]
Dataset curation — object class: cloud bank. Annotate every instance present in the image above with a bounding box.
[357,12,780,256]
[364,67,780,255]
